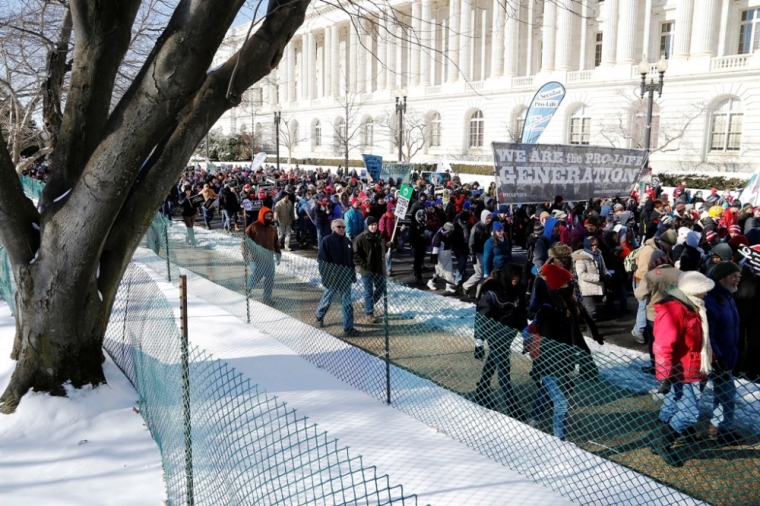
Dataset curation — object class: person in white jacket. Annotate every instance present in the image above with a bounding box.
[571,236,609,320]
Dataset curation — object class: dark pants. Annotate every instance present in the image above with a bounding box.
[476,332,517,406]
[413,245,426,280]
[644,319,655,364]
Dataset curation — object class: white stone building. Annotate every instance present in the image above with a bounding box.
[214,0,760,174]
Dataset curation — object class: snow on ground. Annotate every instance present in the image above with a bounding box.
[0,304,166,506]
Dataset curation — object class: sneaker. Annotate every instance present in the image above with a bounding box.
[366,314,376,324]
[632,330,646,344]
[344,328,361,337]
[445,284,456,293]
[427,279,437,290]
[284,247,291,252]
[315,316,324,327]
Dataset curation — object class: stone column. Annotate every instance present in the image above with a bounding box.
[490,0,505,77]
[349,24,358,93]
[717,0,731,56]
[411,0,421,85]
[447,0,460,82]
[377,14,387,90]
[366,24,375,92]
[396,23,404,88]
[526,1,534,75]
[503,3,519,76]
[323,29,331,97]
[307,32,316,99]
[579,0,589,69]
[421,0,432,85]
[541,0,557,71]
[691,0,720,56]
[641,0,653,61]
[556,0,575,70]
[386,15,396,89]
[673,0,695,58]
[616,0,637,64]
[331,25,340,95]
[286,41,295,103]
[601,0,618,65]
[459,0,472,79]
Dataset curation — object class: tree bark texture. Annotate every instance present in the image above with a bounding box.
[0,0,310,412]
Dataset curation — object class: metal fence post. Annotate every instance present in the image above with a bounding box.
[243,238,250,324]
[164,217,172,282]
[384,276,391,405]
[179,275,194,505]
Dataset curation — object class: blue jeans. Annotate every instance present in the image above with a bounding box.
[660,381,701,433]
[632,281,647,335]
[710,370,736,431]
[315,286,354,330]
[361,273,386,316]
[455,253,467,284]
[202,206,215,228]
[529,376,569,440]
[247,259,274,301]
[222,209,234,231]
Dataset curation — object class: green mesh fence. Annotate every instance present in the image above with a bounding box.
[0,246,15,315]
[139,212,760,506]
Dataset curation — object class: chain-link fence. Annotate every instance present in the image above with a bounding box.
[139,212,760,506]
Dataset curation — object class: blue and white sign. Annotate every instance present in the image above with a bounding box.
[362,154,383,181]
[520,82,567,145]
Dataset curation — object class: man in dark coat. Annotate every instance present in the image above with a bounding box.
[472,264,527,416]
[706,262,742,441]
[315,219,360,336]
[353,216,386,324]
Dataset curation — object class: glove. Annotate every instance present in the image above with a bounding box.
[657,378,673,394]
[474,341,485,360]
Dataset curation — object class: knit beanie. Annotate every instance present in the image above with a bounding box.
[686,231,700,248]
[659,229,677,245]
[710,261,741,281]
[492,221,504,232]
[678,271,715,296]
[463,201,472,210]
[705,229,718,243]
[729,224,742,234]
[541,263,573,291]
[365,216,377,227]
[649,250,673,269]
[712,243,733,261]
[729,235,749,248]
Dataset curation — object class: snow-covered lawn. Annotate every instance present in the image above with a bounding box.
[0,304,166,505]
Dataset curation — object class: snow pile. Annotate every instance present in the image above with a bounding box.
[0,304,166,505]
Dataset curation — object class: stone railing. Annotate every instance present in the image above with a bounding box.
[710,54,751,71]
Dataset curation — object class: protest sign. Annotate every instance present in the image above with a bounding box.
[492,142,645,204]
[738,167,760,207]
[520,82,566,144]
[362,154,383,181]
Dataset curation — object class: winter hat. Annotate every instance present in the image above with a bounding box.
[660,215,674,226]
[534,222,545,233]
[731,200,742,208]
[729,224,742,234]
[710,261,741,281]
[548,242,573,259]
[498,204,509,214]
[705,229,718,243]
[539,211,551,222]
[712,243,733,261]
[442,222,455,233]
[492,221,504,232]
[686,231,700,248]
[677,227,690,245]
[553,211,568,221]
[365,216,378,227]
[463,201,472,210]
[649,250,673,269]
[678,271,715,296]
[351,197,359,206]
[481,210,492,223]
[541,263,574,291]
[434,198,442,206]
[659,229,678,246]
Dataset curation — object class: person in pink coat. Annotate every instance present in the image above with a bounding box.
[379,204,396,274]
[651,270,715,467]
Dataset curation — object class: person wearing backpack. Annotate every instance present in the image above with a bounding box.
[631,229,677,343]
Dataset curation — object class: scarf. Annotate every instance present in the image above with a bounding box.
[685,294,713,375]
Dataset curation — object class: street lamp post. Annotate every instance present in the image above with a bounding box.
[394,88,407,163]
[273,105,282,171]
[638,56,668,165]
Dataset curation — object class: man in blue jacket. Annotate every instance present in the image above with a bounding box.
[705,261,742,442]
[315,219,360,336]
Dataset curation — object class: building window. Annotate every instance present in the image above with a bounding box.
[469,110,484,148]
[336,118,346,142]
[514,108,527,141]
[314,120,322,147]
[362,118,374,147]
[595,33,603,67]
[739,9,760,54]
[710,98,743,152]
[569,106,591,145]
[660,22,674,59]
[429,112,442,147]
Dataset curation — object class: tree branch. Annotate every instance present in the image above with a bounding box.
[0,130,40,266]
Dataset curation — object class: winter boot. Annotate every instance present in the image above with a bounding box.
[652,423,683,467]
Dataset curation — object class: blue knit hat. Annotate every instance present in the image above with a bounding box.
[492,221,504,232]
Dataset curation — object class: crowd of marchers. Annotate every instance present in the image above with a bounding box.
[25,159,758,465]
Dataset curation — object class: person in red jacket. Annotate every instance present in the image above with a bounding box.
[651,270,715,467]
